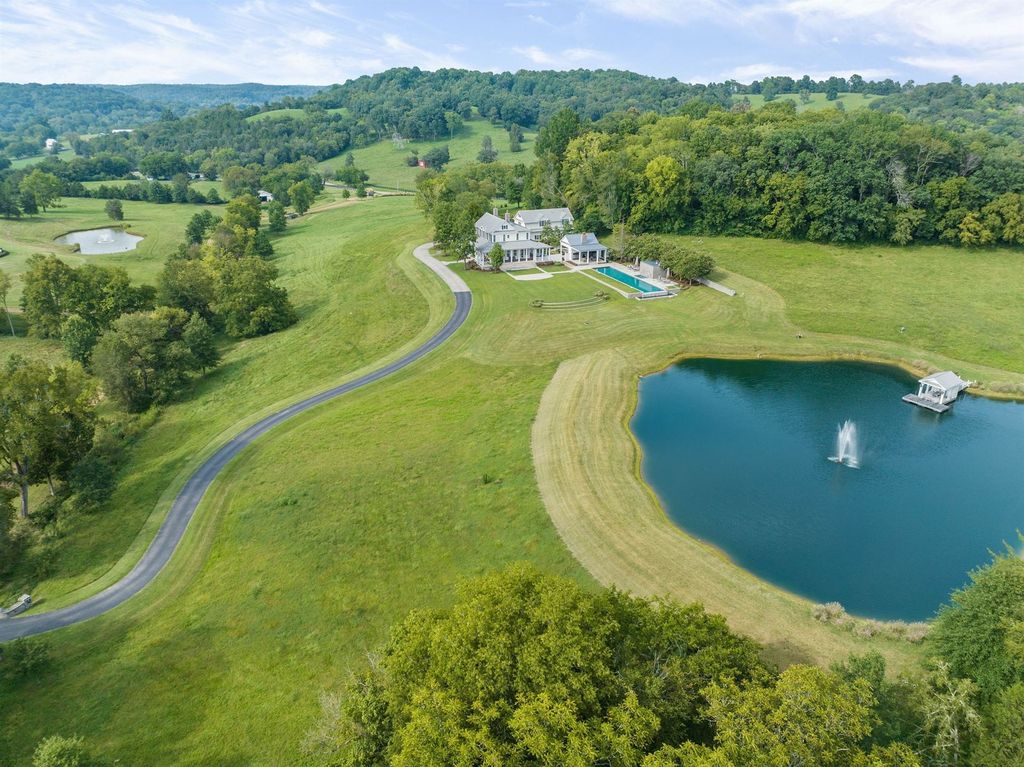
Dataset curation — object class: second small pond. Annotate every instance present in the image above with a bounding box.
[56,228,143,255]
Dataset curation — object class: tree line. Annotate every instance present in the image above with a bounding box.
[297,558,1024,767]
[0,82,322,160]
[531,104,1024,246]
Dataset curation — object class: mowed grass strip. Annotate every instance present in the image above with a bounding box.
[531,350,923,672]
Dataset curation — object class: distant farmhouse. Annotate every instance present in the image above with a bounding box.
[473,207,608,270]
[257,190,274,203]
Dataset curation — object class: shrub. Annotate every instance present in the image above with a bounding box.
[2,637,52,678]
[32,735,88,767]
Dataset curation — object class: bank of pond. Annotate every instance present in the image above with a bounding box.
[631,359,1024,622]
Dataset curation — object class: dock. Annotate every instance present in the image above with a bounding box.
[902,393,952,413]
[903,371,970,413]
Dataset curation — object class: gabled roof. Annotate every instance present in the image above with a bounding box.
[920,371,968,391]
[476,212,529,235]
[515,208,574,226]
[561,232,606,249]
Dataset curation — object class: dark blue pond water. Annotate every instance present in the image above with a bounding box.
[631,359,1024,621]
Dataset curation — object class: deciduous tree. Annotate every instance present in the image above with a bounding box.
[19,169,62,212]
[0,268,15,336]
[267,200,287,232]
[288,180,315,214]
[104,198,123,221]
[0,356,96,516]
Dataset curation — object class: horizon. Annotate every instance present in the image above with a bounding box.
[1,0,1021,87]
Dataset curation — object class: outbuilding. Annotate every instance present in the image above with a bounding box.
[560,232,608,265]
[902,371,971,413]
[637,259,668,280]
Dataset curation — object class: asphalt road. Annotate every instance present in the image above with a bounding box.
[0,245,471,641]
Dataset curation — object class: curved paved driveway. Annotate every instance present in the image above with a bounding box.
[0,245,470,641]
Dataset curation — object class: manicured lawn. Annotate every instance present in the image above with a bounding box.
[2,203,1023,764]
[693,236,1024,379]
[743,91,882,112]
[319,117,536,191]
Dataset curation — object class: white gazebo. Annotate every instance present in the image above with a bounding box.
[902,371,970,413]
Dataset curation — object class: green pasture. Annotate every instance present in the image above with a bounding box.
[319,117,536,191]
[2,197,1024,764]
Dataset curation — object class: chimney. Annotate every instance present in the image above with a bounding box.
[504,211,510,222]
[493,207,498,217]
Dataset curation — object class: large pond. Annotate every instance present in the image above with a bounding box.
[56,228,143,254]
[632,359,1024,621]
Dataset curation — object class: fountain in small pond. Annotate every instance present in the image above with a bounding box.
[828,420,860,468]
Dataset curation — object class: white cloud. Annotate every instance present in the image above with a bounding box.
[589,0,733,24]
[513,45,610,68]
[591,0,1024,81]
[382,34,462,70]
[0,0,466,84]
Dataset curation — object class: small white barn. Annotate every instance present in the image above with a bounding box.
[902,371,970,413]
[560,232,608,265]
[257,190,274,203]
[45,138,58,151]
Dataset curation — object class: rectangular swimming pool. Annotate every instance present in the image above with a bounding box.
[595,265,664,293]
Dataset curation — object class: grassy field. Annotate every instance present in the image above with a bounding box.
[3,201,1024,763]
[246,107,348,122]
[743,91,882,112]
[0,197,219,309]
[8,148,77,169]
[319,117,536,191]
[79,178,228,198]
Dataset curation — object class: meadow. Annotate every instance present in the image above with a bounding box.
[8,148,77,169]
[245,107,349,122]
[742,91,882,112]
[2,196,1024,764]
[0,197,218,309]
[319,117,536,191]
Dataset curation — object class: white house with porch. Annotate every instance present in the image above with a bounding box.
[560,232,608,264]
[472,208,608,270]
[473,211,551,269]
[902,371,971,413]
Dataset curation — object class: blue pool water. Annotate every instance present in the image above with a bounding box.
[595,265,663,293]
[631,359,1024,621]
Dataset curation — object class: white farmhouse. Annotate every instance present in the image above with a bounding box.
[472,208,608,270]
[473,211,551,269]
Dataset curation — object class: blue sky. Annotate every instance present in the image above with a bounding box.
[1,0,1021,85]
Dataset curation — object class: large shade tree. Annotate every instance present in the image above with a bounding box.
[0,356,96,517]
